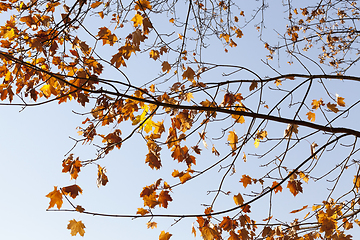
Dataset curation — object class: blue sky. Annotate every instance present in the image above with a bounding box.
[1,0,360,239]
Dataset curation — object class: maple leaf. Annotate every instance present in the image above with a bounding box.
[46,186,63,209]
[233,193,244,205]
[135,0,152,11]
[159,231,172,240]
[143,192,159,208]
[75,205,85,213]
[306,111,315,122]
[150,49,160,60]
[249,80,258,91]
[287,180,303,196]
[271,181,283,193]
[240,175,252,188]
[136,208,149,216]
[327,102,339,113]
[185,92,194,102]
[312,99,324,110]
[147,221,157,229]
[284,124,299,138]
[62,184,83,199]
[131,13,143,27]
[62,154,82,180]
[67,219,86,236]
[336,94,345,107]
[201,226,219,240]
[97,165,109,187]
[219,216,238,231]
[182,67,195,82]
[158,190,172,208]
[162,61,171,73]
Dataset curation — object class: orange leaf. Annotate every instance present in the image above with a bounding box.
[233,193,244,205]
[336,94,345,107]
[271,181,283,193]
[159,231,172,240]
[67,219,86,236]
[136,208,149,216]
[62,184,83,199]
[287,180,303,196]
[135,0,152,11]
[158,190,173,208]
[290,205,308,213]
[228,130,238,152]
[62,154,82,180]
[240,175,252,188]
[46,186,63,209]
[91,1,102,8]
[312,99,324,110]
[147,221,157,229]
[306,111,315,122]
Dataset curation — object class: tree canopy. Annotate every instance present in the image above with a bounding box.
[1,0,360,239]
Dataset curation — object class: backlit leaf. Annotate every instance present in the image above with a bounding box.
[240,175,252,188]
[46,186,63,209]
[159,231,172,240]
[233,193,244,205]
[290,205,308,213]
[67,219,85,236]
[62,184,83,199]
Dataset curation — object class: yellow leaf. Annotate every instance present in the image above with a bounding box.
[131,13,143,27]
[67,219,86,236]
[275,79,282,86]
[228,130,238,151]
[233,193,244,205]
[306,111,315,122]
[254,138,260,148]
[186,92,194,102]
[159,231,172,240]
[312,205,322,211]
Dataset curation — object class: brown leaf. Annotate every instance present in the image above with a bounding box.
[97,165,109,187]
[62,184,83,199]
